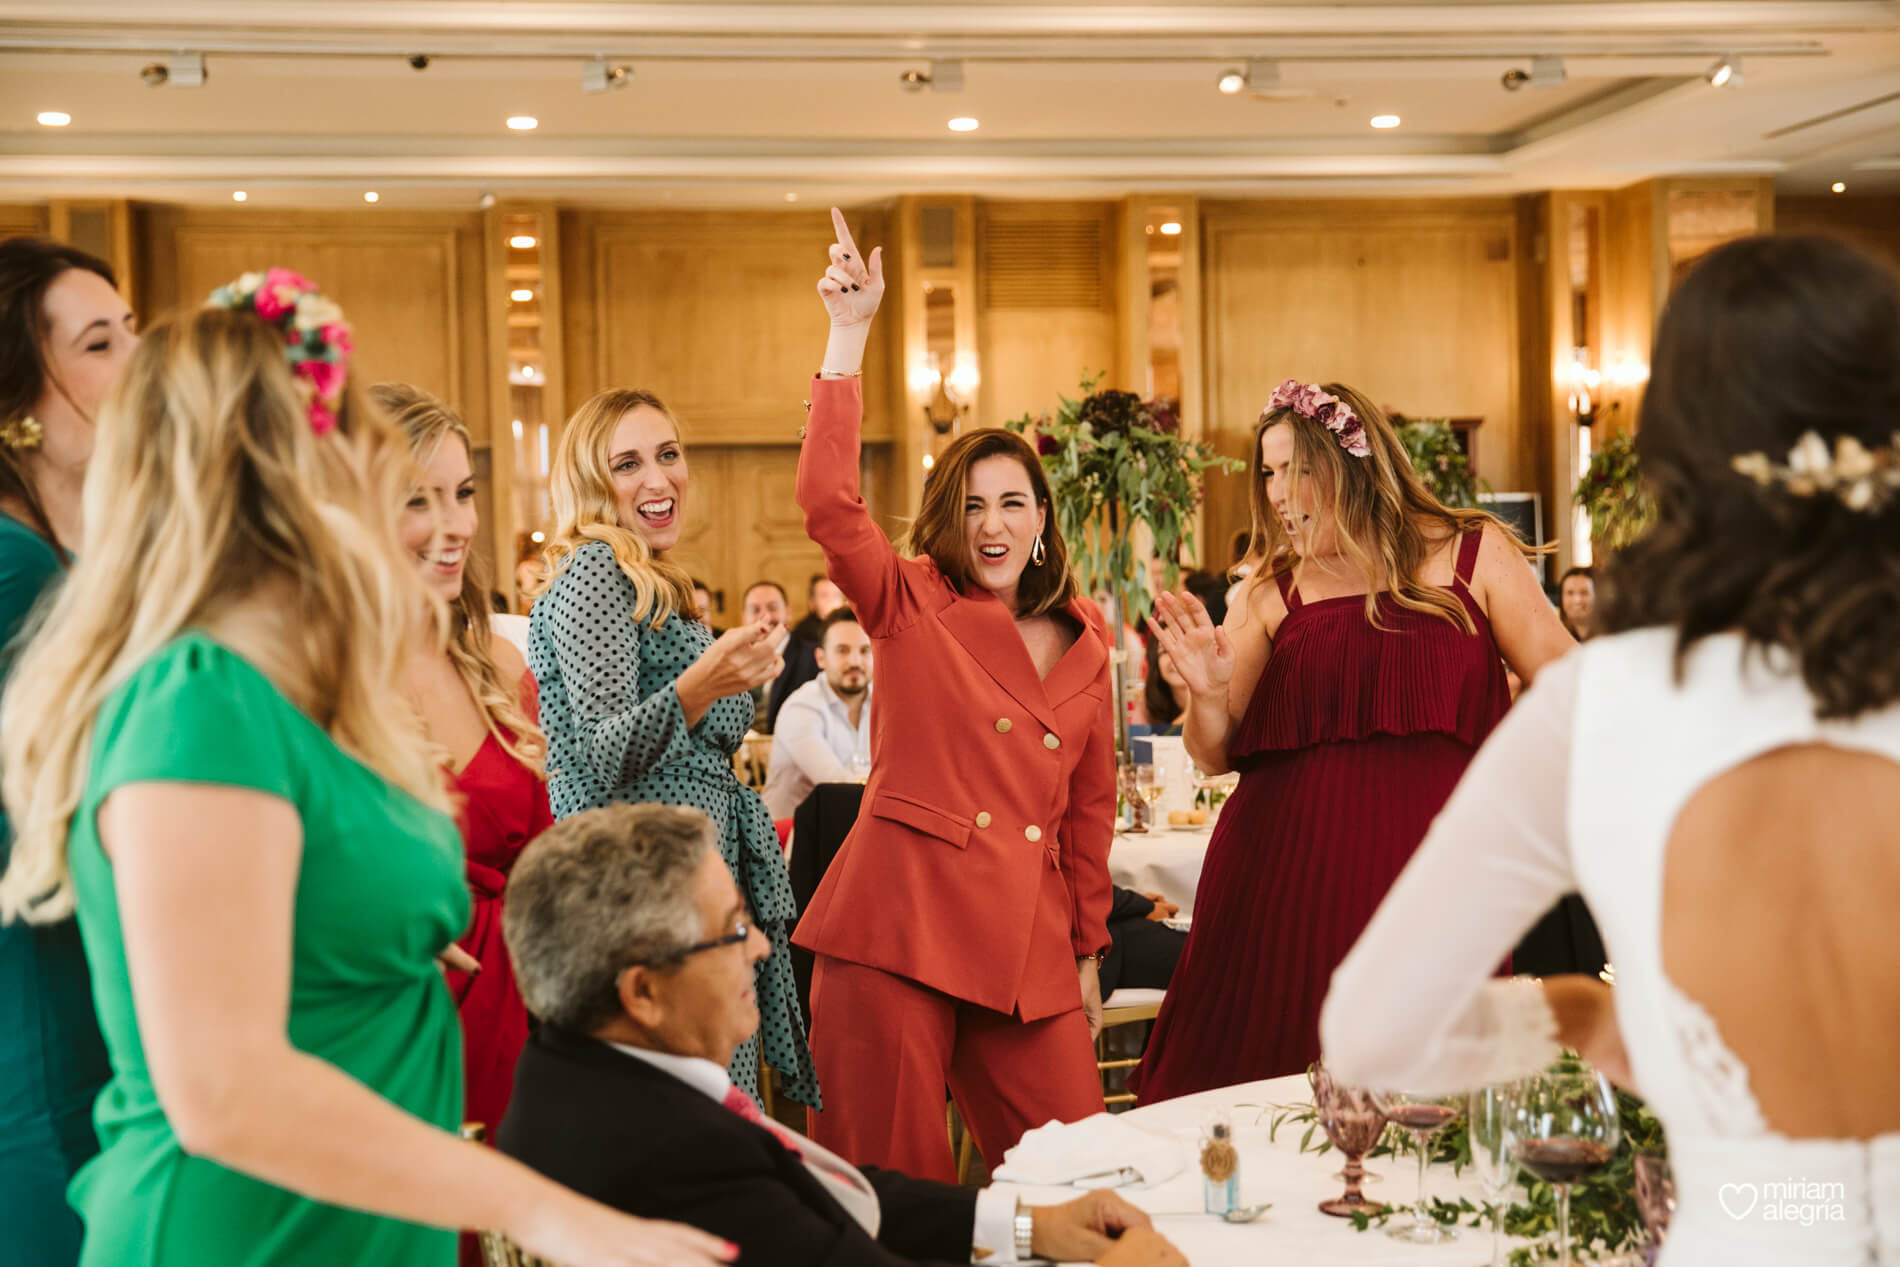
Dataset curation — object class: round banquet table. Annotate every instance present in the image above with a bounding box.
[1108,824,1212,914]
[1022,1074,1539,1266]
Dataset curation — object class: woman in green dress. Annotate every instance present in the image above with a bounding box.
[530,389,821,1110]
[0,237,137,1267]
[0,272,733,1267]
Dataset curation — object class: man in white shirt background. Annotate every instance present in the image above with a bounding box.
[764,609,873,819]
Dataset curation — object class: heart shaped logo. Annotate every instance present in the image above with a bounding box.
[1718,1182,1760,1220]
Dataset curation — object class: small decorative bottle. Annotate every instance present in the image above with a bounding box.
[1200,1111,1239,1216]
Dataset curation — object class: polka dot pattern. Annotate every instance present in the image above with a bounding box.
[529,541,820,1108]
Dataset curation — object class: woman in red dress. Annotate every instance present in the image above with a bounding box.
[377,384,550,1145]
[1135,380,1574,1101]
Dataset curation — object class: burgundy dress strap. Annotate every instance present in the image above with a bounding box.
[1273,567,1302,612]
[1453,526,1483,590]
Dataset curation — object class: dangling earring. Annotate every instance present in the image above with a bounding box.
[0,415,44,451]
[1031,533,1047,567]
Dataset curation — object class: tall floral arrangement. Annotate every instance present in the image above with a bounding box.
[1576,429,1653,549]
[1005,378,1242,755]
[1390,415,1483,509]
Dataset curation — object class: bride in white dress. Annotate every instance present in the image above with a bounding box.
[1317,232,1900,1265]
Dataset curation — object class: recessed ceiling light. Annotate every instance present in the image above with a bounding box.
[1159,222,1182,236]
[231,190,247,203]
[363,191,380,203]
[36,111,71,127]
[947,116,979,132]
[1833,182,1847,194]
[1216,69,1245,95]
[509,234,537,249]
[784,192,799,202]
[1707,56,1740,88]
[510,288,534,302]
[521,365,537,380]
[506,115,539,131]
[1370,114,1402,129]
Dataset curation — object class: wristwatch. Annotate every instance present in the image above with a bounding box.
[1013,1200,1036,1261]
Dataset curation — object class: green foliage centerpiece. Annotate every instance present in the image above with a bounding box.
[1576,430,1654,550]
[1390,415,1484,509]
[1004,377,1243,754]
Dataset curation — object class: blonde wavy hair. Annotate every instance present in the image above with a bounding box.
[0,306,447,924]
[371,382,545,774]
[1239,381,1533,634]
[538,388,695,627]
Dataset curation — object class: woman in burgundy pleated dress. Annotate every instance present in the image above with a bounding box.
[377,384,552,1154]
[1134,380,1573,1101]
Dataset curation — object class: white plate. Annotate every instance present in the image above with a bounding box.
[1166,822,1209,833]
[1163,916,1192,932]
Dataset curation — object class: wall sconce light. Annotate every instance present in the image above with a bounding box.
[1565,349,1602,421]
[917,352,979,434]
[1608,353,1650,389]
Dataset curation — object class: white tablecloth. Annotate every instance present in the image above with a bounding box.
[1010,1074,1530,1265]
[1109,827,1212,913]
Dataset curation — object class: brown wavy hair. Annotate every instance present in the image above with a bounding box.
[0,238,117,547]
[904,428,1078,617]
[1601,234,1900,720]
[1239,382,1529,633]
[371,382,546,773]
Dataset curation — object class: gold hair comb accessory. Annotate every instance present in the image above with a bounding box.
[1731,431,1900,512]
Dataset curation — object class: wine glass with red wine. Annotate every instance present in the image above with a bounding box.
[1310,1063,1389,1218]
[1368,1087,1463,1244]
[1509,1068,1621,1267]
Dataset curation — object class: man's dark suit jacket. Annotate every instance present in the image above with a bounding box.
[498,1027,980,1267]
[763,635,821,734]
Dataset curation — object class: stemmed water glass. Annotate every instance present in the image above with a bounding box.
[1633,1153,1675,1265]
[1370,1087,1463,1244]
[1468,1082,1522,1267]
[1508,1068,1621,1267]
[1310,1063,1389,1217]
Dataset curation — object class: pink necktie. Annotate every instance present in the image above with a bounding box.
[722,1085,805,1160]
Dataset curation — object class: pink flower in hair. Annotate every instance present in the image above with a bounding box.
[306,399,338,437]
[319,322,354,354]
[295,356,347,401]
[1264,378,1370,458]
[254,280,297,321]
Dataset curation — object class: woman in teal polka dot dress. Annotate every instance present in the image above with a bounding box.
[529,388,820,1110]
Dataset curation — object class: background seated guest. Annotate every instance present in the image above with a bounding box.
[500,804,1184,1267]
[1134,572,1227,731]
[1558,565,1596,641]
[690,577,720,632]
[764,609,872,818]
[743,580,817,734]
[1101,888,1186,998]
[791,572,847,645]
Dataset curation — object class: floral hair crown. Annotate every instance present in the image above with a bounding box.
[1731,431,1900,513]
[205,268,354,436]
[1263,379,1370,458]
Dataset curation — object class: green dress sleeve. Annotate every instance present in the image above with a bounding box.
[0,519,62,670]
[89,635,300,806]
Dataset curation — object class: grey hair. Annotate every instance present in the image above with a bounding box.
[501,803,714,1033]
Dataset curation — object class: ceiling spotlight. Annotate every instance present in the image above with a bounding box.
[1833,181,1847,194]
[408,54,431,71]
[510,288,534,302]
[1707,56,1740,88]
[947,116,979,132]
[509,234,537,249]
[581,59,633,93]
[899,61,965,93]
[1217,59,1282,96]
[140,63,168,87]
[141,52,205,88]
[1501,68,1530,92]
[1217,69,1246,95]
[506,115,539,131]
[1159,221,1182,236]
[363,191,380,203]
[36,111,71,127]
[1531,56,1567,88]
[1370,114,1402,129]
[231,190,247,202]
[478,192,497,210]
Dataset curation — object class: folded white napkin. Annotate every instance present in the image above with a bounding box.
[992,1113,1188,1189]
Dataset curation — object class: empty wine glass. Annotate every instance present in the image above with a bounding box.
[1633,1152,1675,1264]
[1508,1068,1621,1267]
[1370,1087,1462,1244]
[848,752,872,783]
[1122,763,1157,833]
[1311,1063,1389,1217]
[1468,1082,1522,1267]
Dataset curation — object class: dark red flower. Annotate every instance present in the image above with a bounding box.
[1037,432,1059,457]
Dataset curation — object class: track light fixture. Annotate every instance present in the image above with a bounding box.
[898,61,965,93]
[1531,56,1567,88]
[140,52,206,88]
[1217,59,1281,96]
[582,59,633,93]
[1707,55,1741,88]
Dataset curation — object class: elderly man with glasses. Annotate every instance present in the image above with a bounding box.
[497,804,1184,1267]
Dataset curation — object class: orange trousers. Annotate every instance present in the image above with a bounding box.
[805,955,1104,1183]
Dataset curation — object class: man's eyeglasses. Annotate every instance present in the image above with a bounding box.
[641,912,756,968]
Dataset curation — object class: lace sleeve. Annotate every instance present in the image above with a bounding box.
[1318,650,1583,1093]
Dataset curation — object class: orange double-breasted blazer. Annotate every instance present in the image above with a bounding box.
[791,377,1117,1022]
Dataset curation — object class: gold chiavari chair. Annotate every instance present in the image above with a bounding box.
[462,1123,557,1267]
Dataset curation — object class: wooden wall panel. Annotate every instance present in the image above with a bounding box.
[0,204,49,239]
[975,200,1121,431]
[559,207,896,613]
[1199,199,1529,565]
[1776,196,1900,270]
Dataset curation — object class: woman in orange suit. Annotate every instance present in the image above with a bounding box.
[794,209,1117,1182]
